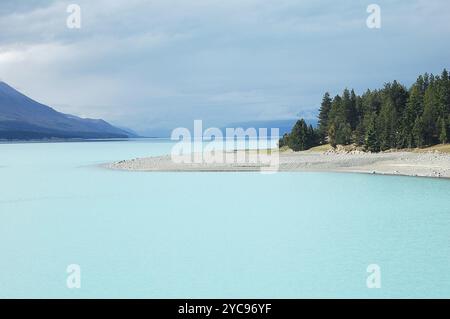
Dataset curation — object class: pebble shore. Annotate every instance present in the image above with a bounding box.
[107,149,450,179]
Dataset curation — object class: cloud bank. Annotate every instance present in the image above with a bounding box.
[1,0,449,135]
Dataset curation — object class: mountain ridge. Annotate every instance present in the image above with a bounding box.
[0,81,134,140]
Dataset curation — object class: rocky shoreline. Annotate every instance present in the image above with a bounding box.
[106,148,450,179]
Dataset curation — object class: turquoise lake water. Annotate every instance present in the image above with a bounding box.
[1,140,450,298]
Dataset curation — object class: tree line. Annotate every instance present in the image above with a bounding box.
[279,69,450,152]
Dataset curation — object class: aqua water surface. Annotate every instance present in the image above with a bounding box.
[0,140,449,298]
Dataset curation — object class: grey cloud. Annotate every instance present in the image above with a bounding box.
[1,0,450,135]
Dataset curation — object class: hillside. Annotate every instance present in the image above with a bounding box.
[0,81,133,140]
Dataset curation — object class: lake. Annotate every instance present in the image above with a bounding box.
[1,140,449,298]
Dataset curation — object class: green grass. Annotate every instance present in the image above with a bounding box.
[278,144,333,153]
[279,145,291,152]
[415,144,450,154]
[279,143,450,154]
[306,144,333,152]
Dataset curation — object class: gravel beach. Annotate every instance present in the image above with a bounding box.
[106,149,450,179]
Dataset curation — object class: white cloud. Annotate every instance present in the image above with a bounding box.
[0,0,450,135]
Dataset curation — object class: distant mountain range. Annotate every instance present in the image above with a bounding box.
[225,119,318,136]
[0,81,134,140]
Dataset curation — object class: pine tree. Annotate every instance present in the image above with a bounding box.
[422,81,440,145]
[279,133,289,148]
[307,124,318,147]
[349,89,358,130]
[378,99,397,150]
[327,94,352,146]
[328,123,337,148]
[440,118,448,144]
[438,69,450,118]
[354,121,365,146]
[336,122,352,145]
[341,89,358,130]
[285,119,318,151]
[365,118,379,152]
[402,82,424,147]
[413,117,425,148]
[317,92,332,144]
[279,69,449,153]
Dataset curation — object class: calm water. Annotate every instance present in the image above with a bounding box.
[1,140,450,298]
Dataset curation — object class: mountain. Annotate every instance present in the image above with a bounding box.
[0,81,134,140]
[225,119,318,136]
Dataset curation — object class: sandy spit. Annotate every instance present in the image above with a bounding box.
[105,150,450,179]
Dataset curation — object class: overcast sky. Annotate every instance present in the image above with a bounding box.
[1,0,450,135]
